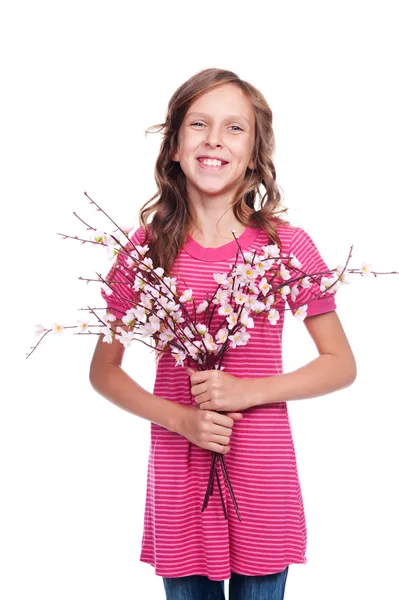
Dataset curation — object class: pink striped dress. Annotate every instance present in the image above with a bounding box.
[101,222,337,581]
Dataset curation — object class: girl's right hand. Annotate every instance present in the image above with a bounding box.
[177,405,243,454]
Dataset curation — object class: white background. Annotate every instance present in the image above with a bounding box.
[2,1,398,599]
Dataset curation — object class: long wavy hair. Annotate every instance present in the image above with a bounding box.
[137,67,290,275]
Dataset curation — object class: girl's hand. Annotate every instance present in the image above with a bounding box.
[176,405,243,454]
[186,367,254,412]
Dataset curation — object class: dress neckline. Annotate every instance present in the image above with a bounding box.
[183,226,262,262]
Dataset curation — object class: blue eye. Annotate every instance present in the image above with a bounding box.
[190,122,243,131]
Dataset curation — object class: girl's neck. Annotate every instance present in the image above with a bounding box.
[188,221,247,247]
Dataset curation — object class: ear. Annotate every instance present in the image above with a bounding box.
[172,140,180,163]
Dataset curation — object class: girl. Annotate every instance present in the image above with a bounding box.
[89,67,357,600]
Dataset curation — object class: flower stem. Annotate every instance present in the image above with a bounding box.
[201,450,242,522]
[219,455,242,522]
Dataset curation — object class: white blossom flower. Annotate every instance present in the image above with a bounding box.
[40,227,360,379]
[170,309,185,324]
[226,312,238,329]
[160,298,180,312]
[204,334,217,352]
[213,288,230,305]
[163,276,178,288]
[139,293,153,310]
[138,257,153,272]
[135,244,150,256]
[137,322,155,338]
[107,245,119,260]
[148,315,161,332]
[247,281,259,294]
[300,276,311,289]
[236,263,258,281]
[243,250,255,264]
[215,327,229,344]
[262,258,275,271]
[218,303,234,317]
[122,310,136,327]
[265,294,275,309]
[103,311,116,323]
[151,266,164,278]
[320,276,340,293]
[91,230,106,243]
[186,340,204,358]
[115,327,135,348]
[196,300,209,314]
[113,228,132,244]
[214,272,229,285]
[267,308,280,326]
[289,255,302,269]
[261,244,280,258]
[244,293,260,311]
[253,258,266,276]
[159,329,176,343]
[294,305,308,321]
[127,251,140,267]
[290,284,300,303]
[179,289,193,303]
[102,282,114,296]
[196,323,208,336]
[103,233,117,247]
[251,301,266,314]
[259,277,271,297]
[279,285,291,300]
[233,290,249,305]
[77,319,89,332]
[240,308,254,329]
[156,308,167,320]
[172,350,187,367]
[228,329,250,348]
[361,261,373,277]
[278,263,291,281]
[133,277,146,292]
[333,264,352,284]
[132,305,147,323]
[183,326,195,339]
[101,326,113,344]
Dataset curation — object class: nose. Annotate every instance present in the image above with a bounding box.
[205,125,223,147]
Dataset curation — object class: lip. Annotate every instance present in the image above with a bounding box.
[196,155,229,164]
[196,157,229,171]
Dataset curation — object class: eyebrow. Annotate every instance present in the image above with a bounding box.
[186,112,251,126]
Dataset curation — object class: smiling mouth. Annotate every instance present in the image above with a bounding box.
[196,158,229,171]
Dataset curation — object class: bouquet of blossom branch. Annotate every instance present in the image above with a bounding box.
[27,192,399,521]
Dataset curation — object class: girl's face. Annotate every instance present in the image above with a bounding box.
[172,83,255,197]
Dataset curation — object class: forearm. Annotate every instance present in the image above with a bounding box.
[250,353,357,406]
[89,365,182,432]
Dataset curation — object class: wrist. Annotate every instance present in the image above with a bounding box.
[247,377,269,407]
[168,402,187,434]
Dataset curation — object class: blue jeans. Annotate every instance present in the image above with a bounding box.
[163,566,289,599]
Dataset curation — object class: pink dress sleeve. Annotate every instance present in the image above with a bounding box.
[286,227,337,317]
[100,226,146,319]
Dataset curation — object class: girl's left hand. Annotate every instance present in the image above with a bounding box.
[186,367,255,412]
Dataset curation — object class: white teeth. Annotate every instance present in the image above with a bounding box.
[199,158,224,166]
